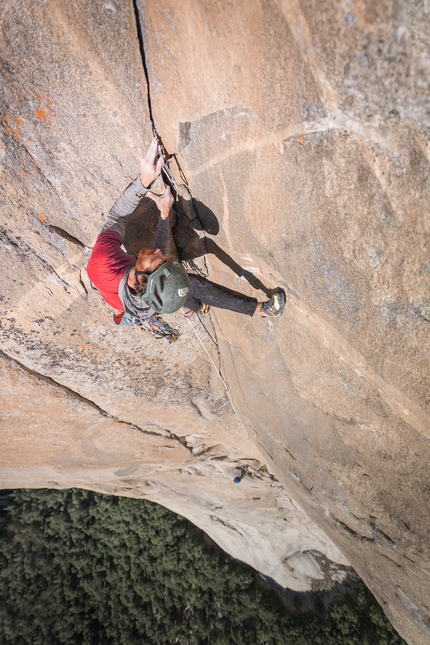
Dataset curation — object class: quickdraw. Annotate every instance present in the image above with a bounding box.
[153,134,182,198]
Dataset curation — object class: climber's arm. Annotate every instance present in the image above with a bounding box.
[147,186,175,255]
[101,176,147,238]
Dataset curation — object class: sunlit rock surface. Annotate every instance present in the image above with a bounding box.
[1,1,429,643]
[0,0,349,597]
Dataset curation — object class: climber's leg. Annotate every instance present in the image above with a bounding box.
[184,274,258,316]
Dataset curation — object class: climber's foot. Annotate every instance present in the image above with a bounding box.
[260,290,286,318]
[199,303,211,315]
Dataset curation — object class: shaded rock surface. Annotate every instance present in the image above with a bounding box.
[0,1,429,644]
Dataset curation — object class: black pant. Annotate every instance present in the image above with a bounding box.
[185,274,258,316]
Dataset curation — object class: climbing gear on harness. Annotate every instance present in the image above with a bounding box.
[137,315,180,342]
[113,310,180,341]
[140,259,190,314]
[261,290,286,318]
[181,258,207,278]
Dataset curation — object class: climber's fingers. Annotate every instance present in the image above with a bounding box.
[140,138,164,188]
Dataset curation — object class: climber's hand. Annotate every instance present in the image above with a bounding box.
[140,138,164,188]
[146,185,174,219]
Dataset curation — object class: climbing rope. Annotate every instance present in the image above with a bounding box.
[196,311,218,347]
[134,131,252,438]
[181,310,228,392]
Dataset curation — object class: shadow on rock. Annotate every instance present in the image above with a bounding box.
[123,187,271,296]
[206,238,271,297]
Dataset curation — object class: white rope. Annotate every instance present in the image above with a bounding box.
[181,310,254,445]
[182,311,228,391]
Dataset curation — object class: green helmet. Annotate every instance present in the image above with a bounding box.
[141,259,190,313]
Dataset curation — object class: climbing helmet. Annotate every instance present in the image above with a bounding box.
[140,259,190,313]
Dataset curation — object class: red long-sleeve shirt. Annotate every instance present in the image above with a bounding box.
[87,230,135,310]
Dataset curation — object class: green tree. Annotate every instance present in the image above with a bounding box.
[0,489,406,645]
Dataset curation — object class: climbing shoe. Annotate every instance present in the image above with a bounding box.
[261,290,286,318]
[199,303,211,315]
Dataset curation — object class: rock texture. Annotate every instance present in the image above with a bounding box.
[141,1,430,643]
[0,1,429,643]
[0,0,349,599]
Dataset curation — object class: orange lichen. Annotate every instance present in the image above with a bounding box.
[297,136,304,143]
[4,114,26,142]
[37,213,45,222]
[36,93,57,124]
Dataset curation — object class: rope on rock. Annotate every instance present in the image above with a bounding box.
[182,310,228,392]
[139,325,228,413]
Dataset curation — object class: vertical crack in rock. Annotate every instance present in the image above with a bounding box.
[131,0,188,187]
[132,0,156,136]
[131,1,227,385]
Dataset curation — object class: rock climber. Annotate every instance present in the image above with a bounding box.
[87,138,285,325]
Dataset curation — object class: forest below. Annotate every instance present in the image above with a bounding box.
[0,489,405,645]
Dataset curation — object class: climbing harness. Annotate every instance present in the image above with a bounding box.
[181,258,207,278]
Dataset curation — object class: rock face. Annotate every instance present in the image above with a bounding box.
[0,0,349,598]
[140,1,430,642]
[0,1,429,643]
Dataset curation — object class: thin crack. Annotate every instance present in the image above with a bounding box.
[132,0,156,135]
[20,142,62,194]
[131,0,180,177]
[47,225,85,248]
[0,228,76,294]
[73,266,88,297]
[335,519,374,543]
